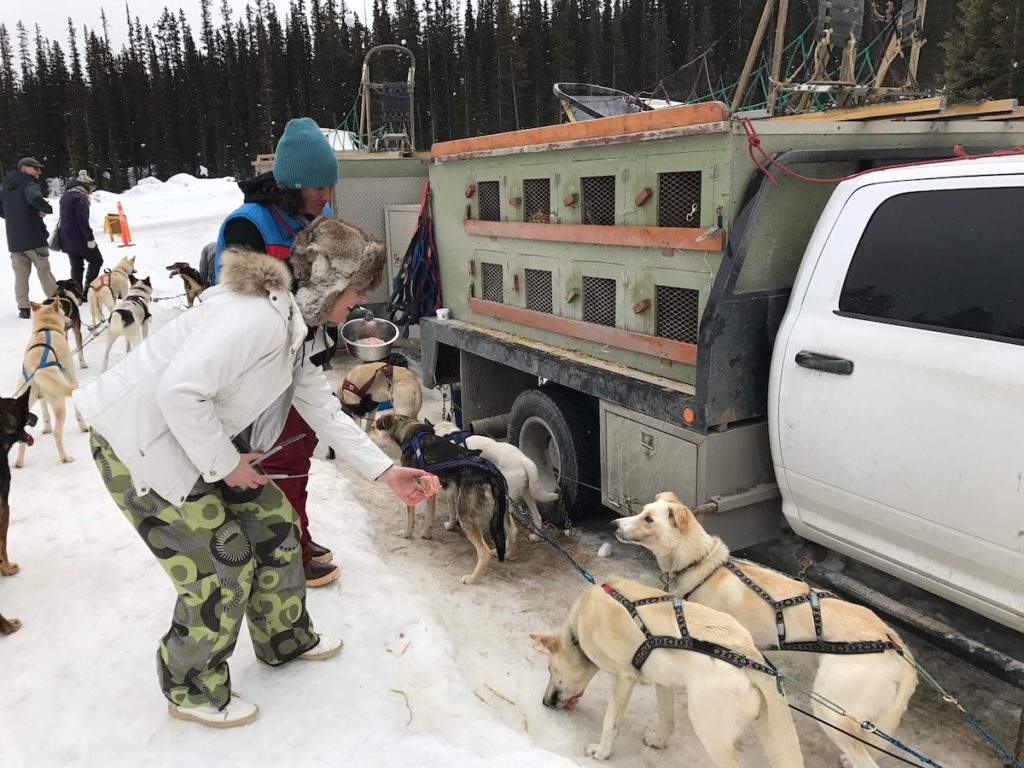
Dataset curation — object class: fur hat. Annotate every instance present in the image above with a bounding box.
[289,217,386,325]
[77,169,95,185]
[272,117,338,190]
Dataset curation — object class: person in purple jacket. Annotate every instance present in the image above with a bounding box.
[58,170,103,298]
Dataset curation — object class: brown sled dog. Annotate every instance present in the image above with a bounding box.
[0,389,38,635]
[375,414,507,584]
[51,279,87,369]
[613,492,917,768]
[15,301,89,465]
[165,261,206,307]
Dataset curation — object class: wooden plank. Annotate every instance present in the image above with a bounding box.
[463,220,724,251]
[906,99,1018,121]
[467,298,699,365]
[432,102,730,157]
[978,106,1024,121]
[770,96,946,122]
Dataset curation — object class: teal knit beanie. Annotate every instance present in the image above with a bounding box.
[273,117,338,189]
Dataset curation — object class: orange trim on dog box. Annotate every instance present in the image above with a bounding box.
[464,220,723,251]
[467,298,698,365]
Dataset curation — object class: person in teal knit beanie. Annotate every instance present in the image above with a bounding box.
[214,115,347,590]
[273,117,339,190]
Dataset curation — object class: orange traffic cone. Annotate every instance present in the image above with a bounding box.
[116,201,135,248]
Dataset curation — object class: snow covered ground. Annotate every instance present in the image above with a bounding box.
[0,176,1021,767]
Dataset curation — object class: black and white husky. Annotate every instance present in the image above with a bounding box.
[102,276,153,371]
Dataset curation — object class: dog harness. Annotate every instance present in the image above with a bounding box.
[401,428,502,476]
[22,329,63,382]
[342,365,394,416]
[674,560,899,655]
[91,270,114,297]
[601,583,778,676]
[123,294,152,323]
[441,430,475,449]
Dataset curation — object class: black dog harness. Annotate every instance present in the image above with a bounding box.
[22,329,63,383]
[678,560,898,655]
[601,583,778,676]
[123,294,152,323]
[401,429,500,475]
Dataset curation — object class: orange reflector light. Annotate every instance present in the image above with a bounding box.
[683,407,695,424]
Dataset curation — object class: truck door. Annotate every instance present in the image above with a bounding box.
[771,177,1024,631]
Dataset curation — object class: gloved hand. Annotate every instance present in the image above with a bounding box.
[87,240,96,248]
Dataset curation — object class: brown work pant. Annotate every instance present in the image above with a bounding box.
[10,248,58,309]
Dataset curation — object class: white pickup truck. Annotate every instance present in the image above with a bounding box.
[770,156,1024,633]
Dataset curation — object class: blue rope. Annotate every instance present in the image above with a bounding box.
[865,723,945,767]
[506,496,594,585]
[964,714,1023,768]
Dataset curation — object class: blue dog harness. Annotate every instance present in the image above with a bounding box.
[22,329,63,383]
[401,429,501,475]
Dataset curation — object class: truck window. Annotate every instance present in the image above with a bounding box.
[838,187,1024,344]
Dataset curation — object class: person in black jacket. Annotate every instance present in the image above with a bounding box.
[0,157,58,318]
[58,170,103,298]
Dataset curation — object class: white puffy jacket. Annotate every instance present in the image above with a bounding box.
[73,250,393,507]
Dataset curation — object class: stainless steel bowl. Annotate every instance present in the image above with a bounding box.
[340,312,400,362]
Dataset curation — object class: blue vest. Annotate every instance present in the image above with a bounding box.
[213,203,332,283]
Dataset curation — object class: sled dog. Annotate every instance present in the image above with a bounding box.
[532,577,805,766]
[432,420,558,547]
[338,359,422,427]
[102,276,153,370]
[165,261,206,307]
[87,255,136,327]
[51,280,87,368]
[375,414,507,584]
[0,389,37,635]
[15,300,88,465]
[612,491,917,768]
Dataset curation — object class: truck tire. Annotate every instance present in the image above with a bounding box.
[507,387,600,523]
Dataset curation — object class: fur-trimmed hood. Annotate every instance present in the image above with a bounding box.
[219,247,292,296]
[288,216,386,325]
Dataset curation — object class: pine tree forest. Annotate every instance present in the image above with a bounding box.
[0,0,1013,189]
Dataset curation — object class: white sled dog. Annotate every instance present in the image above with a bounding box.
[102,276,153,370]
[612,491,917,768]
[432,420,558,549]
[532,577,805,767]
[87,255,136,327]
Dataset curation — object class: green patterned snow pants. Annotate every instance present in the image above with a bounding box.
[91,431,319,709]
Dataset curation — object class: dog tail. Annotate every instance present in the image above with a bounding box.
[751,668,805,768]
[488,470,508,562]
[87,287,102,325]
[524,456,559,503]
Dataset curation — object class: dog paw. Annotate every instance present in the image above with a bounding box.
[43,426,52,434]
[80,362,89,369]
[460,574,479,585]
[443,521,456,531]
[528,532,542,542]
[584,744,610,761]
[62,456,75,464]
[399,529,413,539]
[0,617,22,634]
[643,731,668,749]
[0,562,20,576]
[13,461,23,469]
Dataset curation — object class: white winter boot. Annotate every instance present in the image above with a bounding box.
[297,634,344,661]
[167,692,259,729]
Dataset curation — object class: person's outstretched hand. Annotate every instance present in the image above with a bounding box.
[380,465,438,507]
[223,452,269,489]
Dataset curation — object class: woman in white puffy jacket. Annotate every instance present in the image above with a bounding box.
[74,218,433,729]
